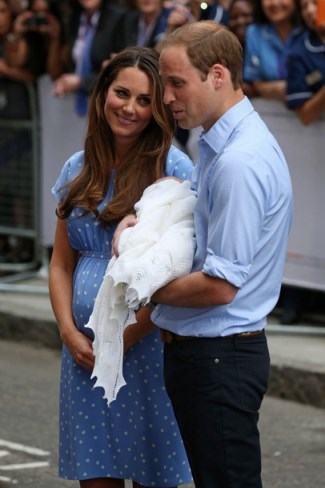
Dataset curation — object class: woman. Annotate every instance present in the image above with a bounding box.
[228,0,255,46]
[53,0,125,115]
[0,0,39,263]
[243,0,301,101]
[49,46,193,488]
[286,0,325,124]
[11,0,66,80]
[228,0,256,96]
[113,0,171,53]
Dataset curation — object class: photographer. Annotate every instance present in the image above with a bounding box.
[10,0,66,79]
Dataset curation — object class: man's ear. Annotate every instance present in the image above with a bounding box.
[211,64,224,89]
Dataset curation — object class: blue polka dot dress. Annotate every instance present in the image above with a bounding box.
[52,148,193,486]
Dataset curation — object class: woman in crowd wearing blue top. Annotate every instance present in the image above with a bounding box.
[286,0,325,124]
[49,46,193,488]
[243,0,302,101]
[11,0,66,80]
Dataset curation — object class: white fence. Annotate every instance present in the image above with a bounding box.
[38,75,87,248]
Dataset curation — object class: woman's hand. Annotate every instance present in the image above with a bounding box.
[62,327,95,372]
[53,73,81,96]
[112,214,138,257]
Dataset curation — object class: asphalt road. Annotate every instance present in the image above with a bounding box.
[0,339,324,488]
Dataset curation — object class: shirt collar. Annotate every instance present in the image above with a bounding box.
[199,96,254,156]
[80,10,100,31]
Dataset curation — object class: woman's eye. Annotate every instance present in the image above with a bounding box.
[115,89,127,97]
[139,97,151,106]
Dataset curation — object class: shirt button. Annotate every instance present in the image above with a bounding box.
[214,358,220,364]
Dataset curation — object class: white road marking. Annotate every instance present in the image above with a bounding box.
[0,461,50,470]
[0,439,50,457]
[0,451,9,458]
[0,475,13,481]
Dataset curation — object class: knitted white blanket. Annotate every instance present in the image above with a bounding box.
[85,178,196,406]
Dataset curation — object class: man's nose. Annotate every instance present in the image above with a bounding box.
[163,85,175,105]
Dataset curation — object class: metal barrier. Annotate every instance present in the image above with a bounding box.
[0,82,42,282]
[0,75,87,295]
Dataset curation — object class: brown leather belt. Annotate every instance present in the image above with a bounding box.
[160,328,264,344]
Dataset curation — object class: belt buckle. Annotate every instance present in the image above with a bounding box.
[238,330,262,337]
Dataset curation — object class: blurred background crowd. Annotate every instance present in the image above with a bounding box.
[0,0,324,324]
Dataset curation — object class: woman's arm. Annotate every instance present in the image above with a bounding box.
[294,84,325,125]
[49,219,95,371]
[43,13,67,80]
[112,214,138,257]
[252,80,287,102]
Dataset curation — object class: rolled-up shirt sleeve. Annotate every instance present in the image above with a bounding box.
[202,150,267,288]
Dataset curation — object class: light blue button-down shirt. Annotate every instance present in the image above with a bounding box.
[152,97,293,337]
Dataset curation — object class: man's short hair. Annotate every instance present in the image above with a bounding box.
[161,21,243,89]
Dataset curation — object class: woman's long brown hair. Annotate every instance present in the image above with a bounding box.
[57,46,175,224]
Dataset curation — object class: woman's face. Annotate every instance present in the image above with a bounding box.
[104,66,153,147]
[136,0,162,16]
[262,0,297,24]
[30,0,49,12]
[0,1,12,36]
[300,0,317,29]
[79,0,102,14]
[228,0,254,43]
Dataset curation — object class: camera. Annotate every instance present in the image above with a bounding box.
[25,14,49,27]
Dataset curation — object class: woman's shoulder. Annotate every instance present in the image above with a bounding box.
[65,150,85,175]
[246,23,262,38]
[52,150,84,202]
[166,145,194,180]
[246,23,274,42]
[54,150,84,187]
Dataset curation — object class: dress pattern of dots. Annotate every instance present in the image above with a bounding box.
[52,148,193,486]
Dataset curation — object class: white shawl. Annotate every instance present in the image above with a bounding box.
[85,178,196,406]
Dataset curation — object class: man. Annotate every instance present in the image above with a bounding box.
[150,21,293,488]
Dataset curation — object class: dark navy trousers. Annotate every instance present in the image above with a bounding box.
[163,331,270,488]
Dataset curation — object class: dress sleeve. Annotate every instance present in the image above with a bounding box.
[165,145,194,181]
[51,151,84,203]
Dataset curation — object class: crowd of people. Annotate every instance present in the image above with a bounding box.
[0,0,324,123]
